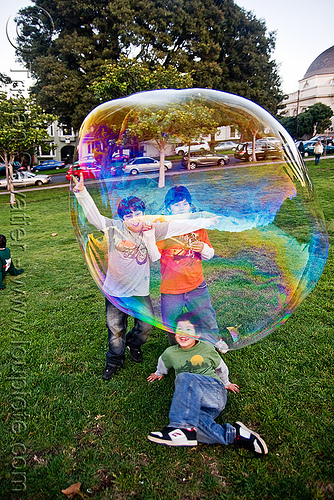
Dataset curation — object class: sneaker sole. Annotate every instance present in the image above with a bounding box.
[147,435,197,447]
[235,421,268,455]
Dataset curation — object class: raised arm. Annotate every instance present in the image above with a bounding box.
[73,173,109,231]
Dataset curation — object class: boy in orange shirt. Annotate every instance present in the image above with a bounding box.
[157,186,218,343]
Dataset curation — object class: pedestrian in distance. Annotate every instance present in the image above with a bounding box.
[314,140,324,165]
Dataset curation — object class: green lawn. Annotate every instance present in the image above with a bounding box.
[1,160,333,500]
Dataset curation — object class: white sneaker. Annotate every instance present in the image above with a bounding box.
[148,427,197,447]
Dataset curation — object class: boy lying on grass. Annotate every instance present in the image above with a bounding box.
[147,311,268,455]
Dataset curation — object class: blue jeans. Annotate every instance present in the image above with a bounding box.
[161,281,218,344]
[315,154,321,165]
[168,372,236,445]
[105,296,153,366]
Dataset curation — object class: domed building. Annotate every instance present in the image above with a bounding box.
[282,45,334,133]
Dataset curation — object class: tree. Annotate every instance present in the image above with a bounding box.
[90,56,193,102]
[277,115,296,138]
[0,93,55,204]
[278,103,333,139]
[298,103,333,137]
[126,101,219,187]
[15,0,284,130]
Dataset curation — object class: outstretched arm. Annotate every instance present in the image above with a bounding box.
[147,355,169,382]
[73,173,109,231]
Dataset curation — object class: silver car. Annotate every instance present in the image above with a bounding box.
[123,157,172,175]
[214,140,239,151]
[0,171,52,188]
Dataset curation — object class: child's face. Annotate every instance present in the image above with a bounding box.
[123,210,144,233]
[174,320,198,349]
[169,198,191,215]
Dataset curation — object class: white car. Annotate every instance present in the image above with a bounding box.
[174,142,210,156]
[123,157,172,175]
[214,140,239,151]
[0,171,52,188]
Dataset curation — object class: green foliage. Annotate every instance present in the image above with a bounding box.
[0,92,56,201]
[16,0,284,130]
[278,103,333,139]
[126,100,219,185]
[300,103,333,136]
[0,73,12,87]
[91,56,193,102]
[277,115,296,138]
[0,93,55,162]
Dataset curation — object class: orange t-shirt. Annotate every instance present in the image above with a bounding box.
[157,229,212,294]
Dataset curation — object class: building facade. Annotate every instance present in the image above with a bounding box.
[282,45,334,133]
[37,120,77,165]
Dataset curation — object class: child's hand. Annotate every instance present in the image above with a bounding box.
[142,222,153,231]
[147,373,163,382]
[115,240,136,252]
[189,241,204,252]
[225,383,239,394]
[72,172,85,192]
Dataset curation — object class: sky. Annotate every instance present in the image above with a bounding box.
[0,0,333,95]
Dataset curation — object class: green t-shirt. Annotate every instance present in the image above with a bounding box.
[0,247,12,281]
[161,342,223,382]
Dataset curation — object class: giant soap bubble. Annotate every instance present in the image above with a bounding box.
[70,89,328,351]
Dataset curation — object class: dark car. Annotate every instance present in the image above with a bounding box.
[109,155,130,176]
[0,162,23,177]
[32,159,66,172]
[303,140,334,157]
[181,152,229,169]
[234,140,282,162]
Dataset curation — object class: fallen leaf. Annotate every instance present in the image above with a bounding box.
[51,233,57,236]
[61,482,82,498]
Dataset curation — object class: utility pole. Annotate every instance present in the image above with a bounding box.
[295,89,300,139]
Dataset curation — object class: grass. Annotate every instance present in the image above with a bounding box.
[0,159,333,500]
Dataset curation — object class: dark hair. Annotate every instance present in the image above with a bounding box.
[164,185,192,211]
[0,234,6,248]
[175,311,199,330]
[117,196,146,219]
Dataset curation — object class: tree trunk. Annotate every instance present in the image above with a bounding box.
[158,149,165,188]
[187,141,191,170]
[252,133,257,162]
[5,153,16,204]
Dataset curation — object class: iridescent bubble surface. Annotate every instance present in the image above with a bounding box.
[70,89,328,350]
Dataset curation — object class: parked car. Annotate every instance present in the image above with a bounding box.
[109,155,130,176]
[32,159,66,172]
[66,160,101,181]
[214,140,239,152]
[303,140,334,157]
[181,152,229,169]
[123,157,172,175]
[175,141,210,156]
[310,135,333,145]
[0,171,51,188]
[234,140,282,162]
[0,162,23,177]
